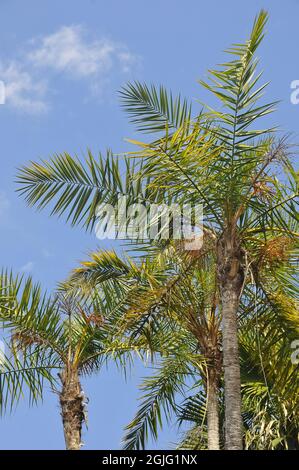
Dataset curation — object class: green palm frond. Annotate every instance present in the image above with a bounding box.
[0,344,57,414]
[176,392,210,450]
[199,10,275,150]
[17,150,148,230]
[242,381,299,449]
[0,272,59,413]
[0,274,65,360]
[72,250,131,285]
[177,392,207,425]
[120,82,192,133]
[176,425,207,450]
[122,354,195,450]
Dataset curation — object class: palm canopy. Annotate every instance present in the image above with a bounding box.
[18,12,298,239]
[15,9,298,449]
[16,11,298,260]
[0,270,146,416]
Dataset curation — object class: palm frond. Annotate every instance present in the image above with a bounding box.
[120,82,192,133]
[122,355,194,450]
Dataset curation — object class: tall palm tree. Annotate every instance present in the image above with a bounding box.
[16,10,298,449]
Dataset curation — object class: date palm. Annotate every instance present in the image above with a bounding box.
[0,273,140,449]
[67,246,222,449]
[16,10,298,449]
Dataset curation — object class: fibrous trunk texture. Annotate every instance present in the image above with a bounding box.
[59,368,85,450]
[217,228,244,450]
[207,368,220,450]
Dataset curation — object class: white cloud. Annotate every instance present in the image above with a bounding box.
[0,61,48,114]
[30,26,110,76]
[0,25,138,113]
[28,25,138,95]
[29,26,136,78]
[19,261,34,273]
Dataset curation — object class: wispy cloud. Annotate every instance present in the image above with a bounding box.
[19,261,34,273]
[0,25,138,113]
[29,26,136,79]
[0,61,48,114]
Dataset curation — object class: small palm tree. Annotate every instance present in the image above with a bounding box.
[0,274,139,449]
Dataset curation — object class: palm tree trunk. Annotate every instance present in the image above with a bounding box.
[207,369,220,450]
[59,368,85,450]
[217,229,243,450]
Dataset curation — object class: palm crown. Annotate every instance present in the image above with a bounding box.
[0,271,146,448]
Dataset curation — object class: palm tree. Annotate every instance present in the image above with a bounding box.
[16,10,299,449]
[0,273,140,449]
[68,240,298,451]
[67,246,222,449]
[123,271,222,451]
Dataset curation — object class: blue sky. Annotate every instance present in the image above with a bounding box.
[0,0,298,449]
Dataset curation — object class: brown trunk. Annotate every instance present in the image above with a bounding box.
[207,368,220,450]
[217,228,243,450]
[59,368,85,450]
